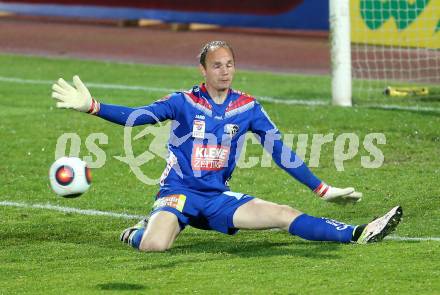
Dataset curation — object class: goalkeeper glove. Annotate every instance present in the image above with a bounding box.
[314,182,362,204]
[51,75,100,114]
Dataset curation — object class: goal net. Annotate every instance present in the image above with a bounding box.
[350,0,440,101]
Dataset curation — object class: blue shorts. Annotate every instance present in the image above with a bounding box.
[150,189,254,235]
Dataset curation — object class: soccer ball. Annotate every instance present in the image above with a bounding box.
[49,157,91,198]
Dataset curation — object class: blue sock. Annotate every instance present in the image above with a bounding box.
[288,214,355,243]
[130,228,145,249]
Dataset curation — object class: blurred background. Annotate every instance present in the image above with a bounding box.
[0,0,330,75]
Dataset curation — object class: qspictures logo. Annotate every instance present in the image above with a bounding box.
[53,110,388,185]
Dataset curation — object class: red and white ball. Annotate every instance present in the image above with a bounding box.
[49,157,91,197]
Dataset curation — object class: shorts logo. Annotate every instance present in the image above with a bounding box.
[153,194,186,212]
[191,144,230,171]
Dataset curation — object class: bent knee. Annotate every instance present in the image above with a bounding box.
[139,239,169,252]
[278,205,302,226]
[279,205,301,216]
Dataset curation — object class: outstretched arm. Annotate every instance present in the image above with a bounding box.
[51,75,178,126]
[52,75,97,113]
[250,102,362,204]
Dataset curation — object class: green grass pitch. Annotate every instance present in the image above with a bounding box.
[0,54,439,294]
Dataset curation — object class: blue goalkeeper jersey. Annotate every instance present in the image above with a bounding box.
[97,84,322,194]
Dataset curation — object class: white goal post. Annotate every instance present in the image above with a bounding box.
[330,0,440,106]
[330,0,352,106]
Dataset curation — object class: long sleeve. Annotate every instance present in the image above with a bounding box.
[250,102,321,191]
[96,93,181,126]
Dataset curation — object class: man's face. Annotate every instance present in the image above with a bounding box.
[200,47,235,91]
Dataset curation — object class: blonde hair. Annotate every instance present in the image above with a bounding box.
[198,41,235,68]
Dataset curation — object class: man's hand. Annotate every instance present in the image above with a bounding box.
[314,183,362,204]
[51,75,99,114]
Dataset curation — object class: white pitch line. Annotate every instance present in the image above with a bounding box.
[0,76,176,93]
[0,75,327,105]
[3,75,440,112]
[1,200,439,243]
[365,104,440,113]
[258,95,327,106]
[386,235,440,242]
[0,200,144,220]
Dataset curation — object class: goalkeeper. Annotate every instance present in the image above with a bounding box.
[51,41,402,251]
